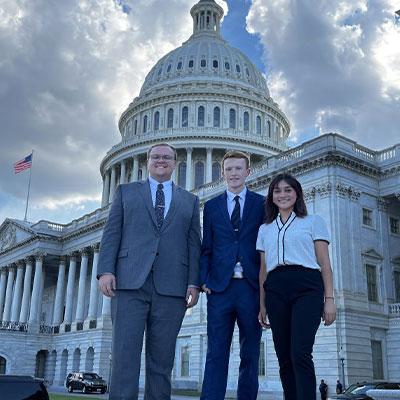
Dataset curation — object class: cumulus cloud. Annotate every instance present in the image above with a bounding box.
[1,0,223,224]
[247,0,400,148]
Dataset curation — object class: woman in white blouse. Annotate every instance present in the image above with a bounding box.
[257,174,336,400]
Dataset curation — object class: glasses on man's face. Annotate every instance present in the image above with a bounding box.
[149,154,175,161]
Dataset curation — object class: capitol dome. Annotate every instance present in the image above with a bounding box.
[100,0,291,207]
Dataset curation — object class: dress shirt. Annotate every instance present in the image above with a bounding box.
[226,187,247,218]
[148,176,173,218]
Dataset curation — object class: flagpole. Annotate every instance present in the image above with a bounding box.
[24,150,34,222]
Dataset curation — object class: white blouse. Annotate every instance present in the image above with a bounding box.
[256,212,330,272]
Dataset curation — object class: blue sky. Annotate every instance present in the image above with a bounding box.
[0,0,399,225]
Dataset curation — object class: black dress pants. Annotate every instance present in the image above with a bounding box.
[264,265,324,400]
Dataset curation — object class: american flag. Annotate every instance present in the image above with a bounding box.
[14,153,33,174]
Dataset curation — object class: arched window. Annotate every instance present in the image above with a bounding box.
[143,115,148,133]
[256,115,262,135]
[198,106,205,127]
[134,119,137,135]
[188,59,194,68]
[154,111,160,131]
[85,347,95,372]
[0,356,6,374]
[177,61,183,70]
[229,108,236,129]
[167,108,174,128]
[200,59,206,68]
[213,107,220,127]
[212,162,221,181]
[178,162,187,188]
[194,161,204,188]
[182,106,188,127]
[267,120,271,138]
[213,59,218,68]
[224,62,230,70]
[236,64,241,73]
[244,112,249,132]
[167,64,172,72]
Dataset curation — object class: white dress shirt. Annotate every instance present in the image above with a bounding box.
[226,187,247,218]
[148,176,173,218]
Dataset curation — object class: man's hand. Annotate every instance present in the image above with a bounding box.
[186,287,199,308]
[201,284,212,295]
[258,305,270,329]
[99,274,116,297]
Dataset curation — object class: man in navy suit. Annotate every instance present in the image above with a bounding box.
[200,151,265,400]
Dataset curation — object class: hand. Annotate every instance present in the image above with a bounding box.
[186,287,199,308]
[322,298,336,326]
[258,306,270,329]
[201,284,212,295]
[99,274,116,297]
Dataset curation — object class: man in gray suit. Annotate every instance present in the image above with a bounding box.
[98,143,201,400]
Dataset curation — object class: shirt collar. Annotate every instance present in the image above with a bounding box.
[226,186,247,202]
[276,211,296,229]
[148,176,173,189]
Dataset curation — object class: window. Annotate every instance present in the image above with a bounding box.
[178,162,187,188]
[154,111,160,131]
[134,119,138,135]
[246,67,250,77]
[229,108,236,129]
[256,116,262,135]
[167,108,174,128]
[371,340,384,379]
[212,162,221,181]
[224,61,230,70]
[182,106,188,127]
[363,208,373,226]
[181,345,190,377]
[157,67,162,77]
[394,271,400,302]
[0,356,6,374]
[198,106,205,127]
[143,115,148,133]
[390,217,399,234]
[188,59,194,68]
[366,264,378,302]
[195,161,204,188]
[244,111,249,131]
[259,341,266,376]
[267,120,271,137]
[177,61,183,70]
[167,64,172,72]
[213,107,220,127]
[200,59,206,68]
[213,59,218,68]
[236,64,241,73]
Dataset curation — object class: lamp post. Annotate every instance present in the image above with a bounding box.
[339,347,346,390]
[108,352,112,393]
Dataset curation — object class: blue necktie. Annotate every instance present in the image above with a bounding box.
[155,184,165,229]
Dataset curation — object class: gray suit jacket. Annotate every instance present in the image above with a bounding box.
[97,180,201,297]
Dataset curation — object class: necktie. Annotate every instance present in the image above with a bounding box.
[231,195,241,233]
[155,183,165,229]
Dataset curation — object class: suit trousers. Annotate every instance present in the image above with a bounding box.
[109,272,187,400]
[264,265,324,400]
[201,279,262,400]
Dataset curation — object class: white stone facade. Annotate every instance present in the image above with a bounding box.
[0,0,399,397]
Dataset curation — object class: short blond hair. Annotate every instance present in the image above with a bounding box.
[222,151,250,169]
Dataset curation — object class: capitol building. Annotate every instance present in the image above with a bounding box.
[0,0,399,397]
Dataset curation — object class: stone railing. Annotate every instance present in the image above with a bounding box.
[366,390,400,399]
[389,303,400,316]
[0,320,28,332]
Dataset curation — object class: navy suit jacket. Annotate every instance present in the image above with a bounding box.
[200,189,265,292]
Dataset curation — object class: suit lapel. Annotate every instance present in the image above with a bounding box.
[240,190,255,229]
[161,183,181,232]
[217,192,236,236]
[139,180,158,228]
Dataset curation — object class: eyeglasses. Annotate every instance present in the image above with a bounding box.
[149,154,175,161]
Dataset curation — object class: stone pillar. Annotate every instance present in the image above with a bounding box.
[75,249,89,323]
[206,147,212,183]
[3,266,15,322]
[28,255,44,325]
[109,165,116,203]
[52,257,66,326]
[131,155,139,182]
[101,171,110,207]
[86,244,99,323]
[0,269,7,321]
[142,163,147,180]
[19,258,33,323]
[11,263,24,322]
[102,296,111,317]
[186,147,193,190]
[63,255,77,325]
[120,160,126,185]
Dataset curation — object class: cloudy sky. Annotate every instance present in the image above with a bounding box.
[0,0,399,225]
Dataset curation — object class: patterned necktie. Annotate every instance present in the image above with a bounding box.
[155,183,165,229]
[231,195,241,233]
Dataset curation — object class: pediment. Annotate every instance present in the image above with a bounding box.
[362,248,383,260]
[0,219,35,252]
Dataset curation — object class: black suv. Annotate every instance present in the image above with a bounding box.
[0,375,49,400]
[65,372,107,394]
[329,381,400,400]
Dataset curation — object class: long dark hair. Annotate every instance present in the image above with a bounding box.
[265,173,308,223]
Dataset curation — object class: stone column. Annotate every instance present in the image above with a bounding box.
[131,155,139,182]
[86,244,99,322]
[120,160,126,185]
[28,255,44,324]
[186,147,193,190]
[109,165,116,203]
[11,262,24,322]
[101,171,111,207]
[75,249,89,323]
[19,258,33,323]
[102,295,111,317]
[52,257,66,326]
[63,255,77,325]
[3,266,15,322]
[142,163,147,180]
[206,147,212,183]
[0,269,8,321]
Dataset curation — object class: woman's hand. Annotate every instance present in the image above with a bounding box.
[322,298,336,326]
[258,305,270,329]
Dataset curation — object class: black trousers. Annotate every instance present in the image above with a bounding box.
[264,265,324,400]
